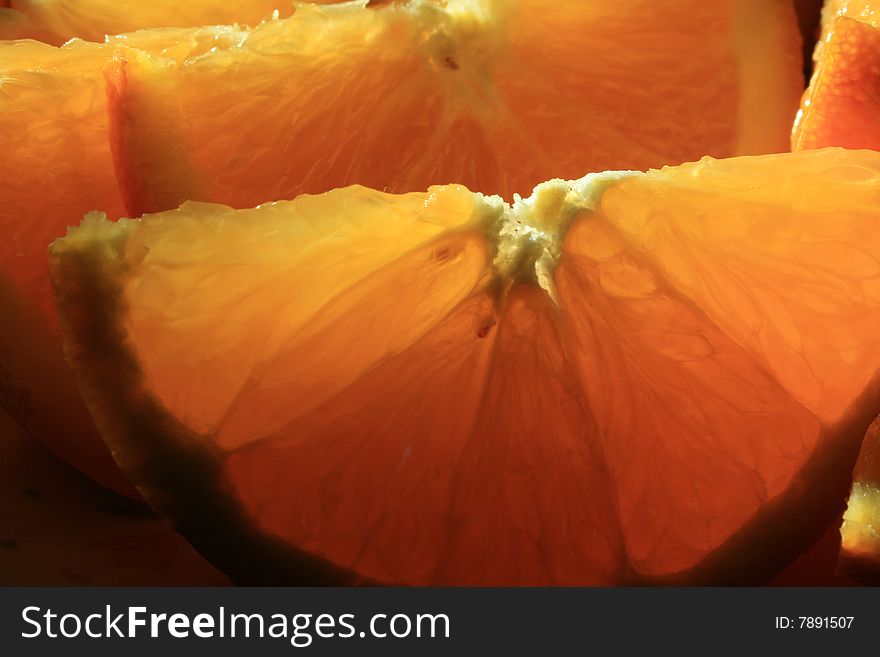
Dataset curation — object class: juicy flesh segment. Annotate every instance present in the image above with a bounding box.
[108,0,802,217]
[793,0,880,150]
[797,0,880,74]
[119,187,494,441]
[0,39,130,489]
[793,16,880,150]
[557,219,821,574]
[50,149,880,584]
[0,26,246,319]
[0,26,246,492]
[1,40,123,312]
[600,157,880,424]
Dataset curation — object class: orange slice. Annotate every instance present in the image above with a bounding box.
[0,0,300,44]
[0,26,247,494]
[792,0,880,149]
[790,1,880,580]
[49,148,880,585]
[107,0,804,217]
[1,0,803,496]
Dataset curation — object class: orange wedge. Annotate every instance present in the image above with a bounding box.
[0,26,247,494]
[790,1,880,580]
[792,0,880,149]
[49,148,880,585]
[108,0,804,217]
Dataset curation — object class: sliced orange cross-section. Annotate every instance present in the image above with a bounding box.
[49,148,880,585]
[1,0,803,497]
[108,0,804,217]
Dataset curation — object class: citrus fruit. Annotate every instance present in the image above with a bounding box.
[0,26,247,494]
[107,0,804,218]
[790,0,880,581]
[0,0,299,44]
[792,0,880,150]
[1,0,803,496]
[0,408,226,585]
[48,148,880,585]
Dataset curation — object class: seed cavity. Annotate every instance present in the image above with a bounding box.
[477,317,496,338]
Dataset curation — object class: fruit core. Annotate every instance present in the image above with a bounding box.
[490,171,637,298]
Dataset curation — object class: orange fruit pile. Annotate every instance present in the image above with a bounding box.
[0,0,805,497]
[49,148,880,585]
